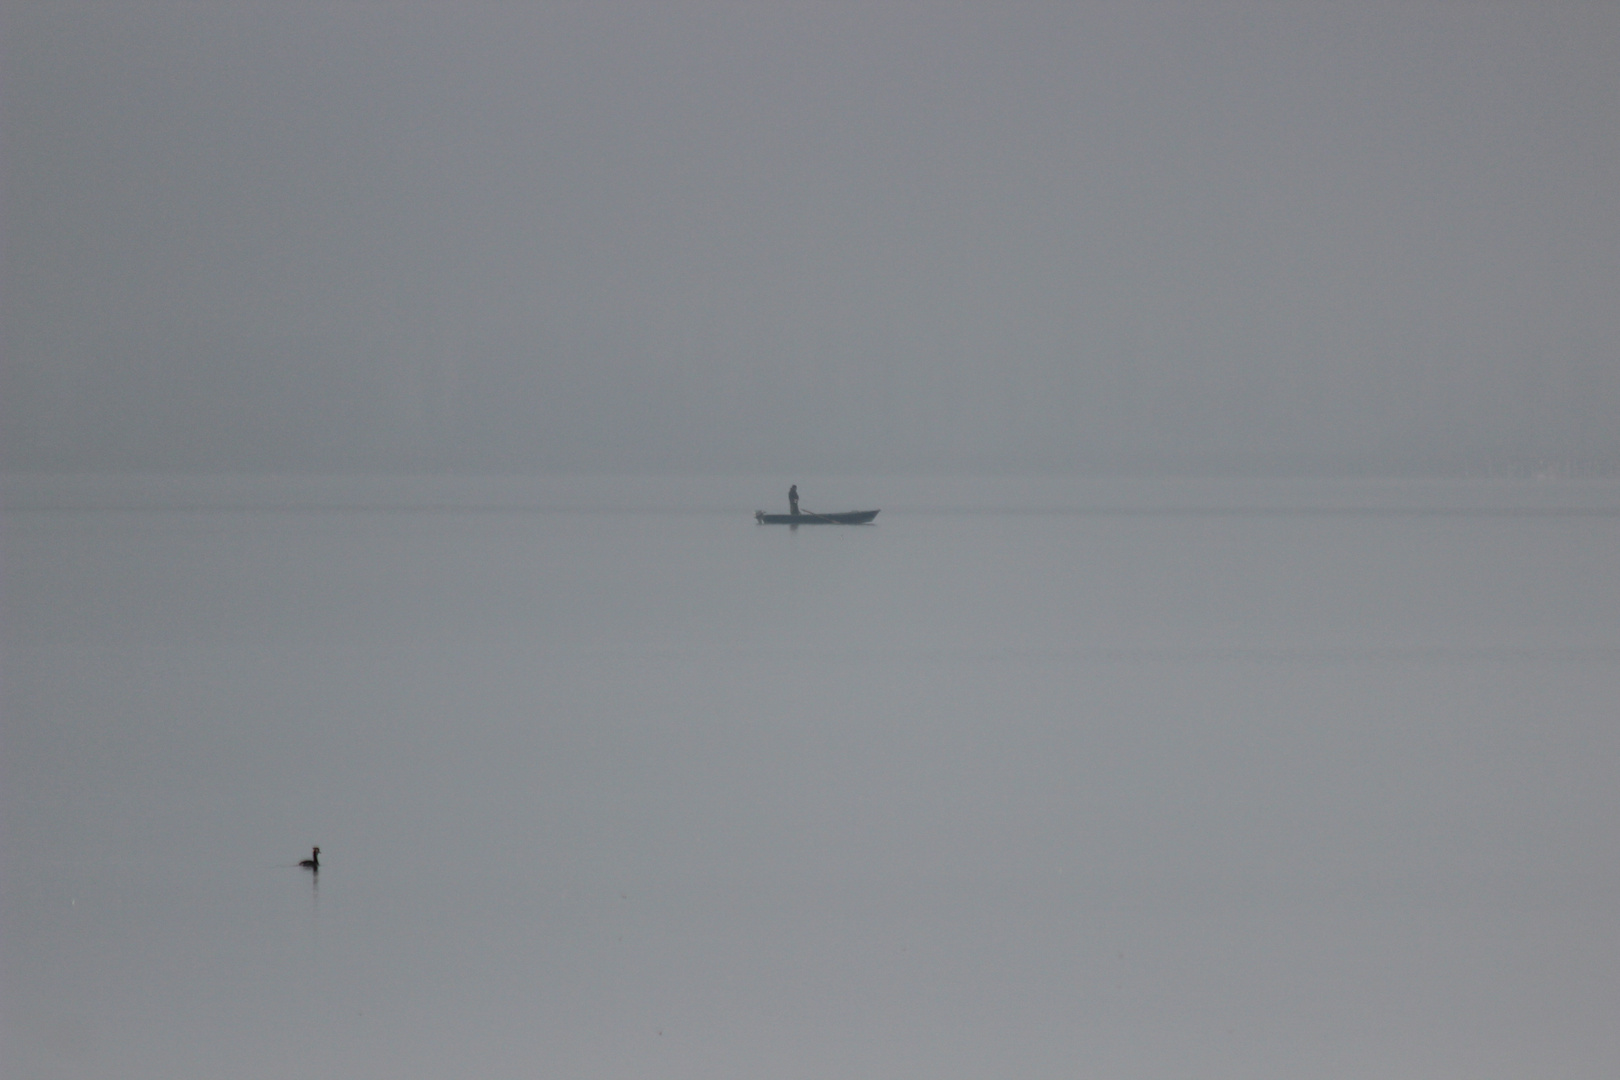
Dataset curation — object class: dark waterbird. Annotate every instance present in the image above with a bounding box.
[299,847,320,871]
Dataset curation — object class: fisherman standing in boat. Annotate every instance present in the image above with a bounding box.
[788,484,799,516]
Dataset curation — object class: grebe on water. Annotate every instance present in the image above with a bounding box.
[299,847,320,871]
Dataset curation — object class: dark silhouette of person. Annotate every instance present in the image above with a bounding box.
[788,484,799,516]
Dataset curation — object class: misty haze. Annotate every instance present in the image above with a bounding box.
[4,2,1618,475]
[3,4,1619,1079]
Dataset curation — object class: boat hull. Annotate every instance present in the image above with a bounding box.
[755,510,879,525]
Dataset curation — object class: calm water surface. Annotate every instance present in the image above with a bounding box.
[4,477,1618,1079]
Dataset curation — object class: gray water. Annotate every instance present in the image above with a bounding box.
[4,477,1618,1079]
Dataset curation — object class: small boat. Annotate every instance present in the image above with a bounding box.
[755,509,879,525]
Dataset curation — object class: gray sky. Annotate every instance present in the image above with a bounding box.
[4,1,1617,474]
